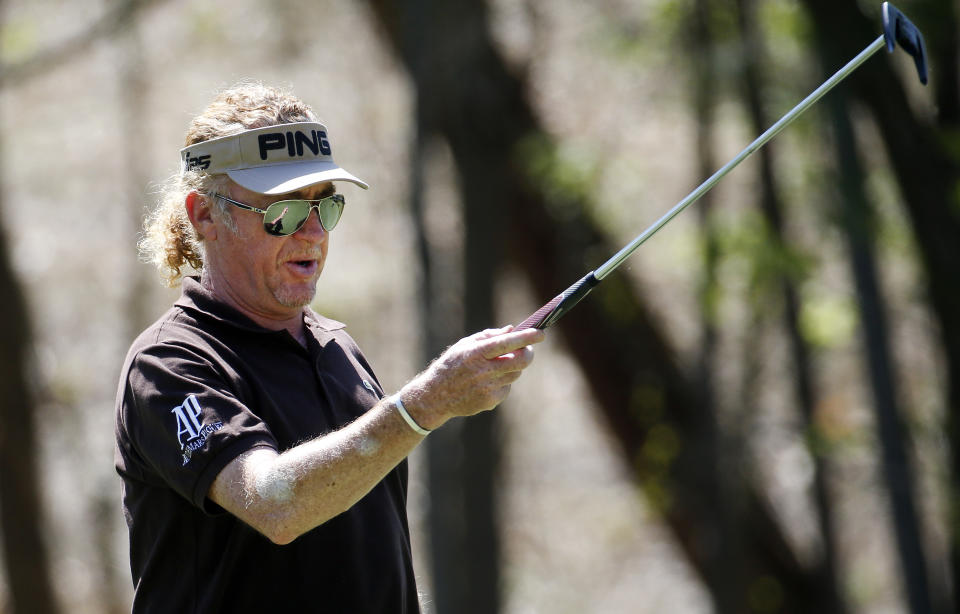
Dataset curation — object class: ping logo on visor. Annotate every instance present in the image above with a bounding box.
[179,122,369,195]
[257,129,331,160]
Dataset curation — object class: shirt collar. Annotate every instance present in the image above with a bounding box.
[175,276,347,334]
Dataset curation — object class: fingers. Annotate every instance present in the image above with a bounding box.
[490,344,535,371]
[477,327,545,360]
[404,326,544,426]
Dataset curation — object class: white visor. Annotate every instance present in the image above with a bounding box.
[179,121,369,194]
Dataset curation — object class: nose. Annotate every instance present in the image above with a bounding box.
[294,207,327,241]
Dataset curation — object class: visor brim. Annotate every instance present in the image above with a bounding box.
[227,161,369,195]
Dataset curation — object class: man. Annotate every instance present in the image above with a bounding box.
[115,82,544,613]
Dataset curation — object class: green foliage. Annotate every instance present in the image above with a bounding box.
[717,211,816,302]
[634,425,679,514]
[593,0,684,61]
[641,422,682,467]
[799,292,858,349]
[590,0,714,65]
[757,0,810,46]
[0,17,39,63]
[652,0,686,31]
[515,132,600,223]
[630,377,678,514]
[697,267,723,324]
[638,471,675,514]
[630,380,666,425]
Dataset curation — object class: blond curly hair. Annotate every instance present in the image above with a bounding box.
[139,82,317,286]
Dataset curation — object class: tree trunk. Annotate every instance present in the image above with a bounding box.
[689,1,746,611]
[735,0,848,611]
[822,84,936,613]
[398,2,503,611]
[0,40,61,610]
[0,244,61,614]
[799,1,958,609]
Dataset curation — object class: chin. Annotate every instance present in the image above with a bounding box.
[273,284,318,309]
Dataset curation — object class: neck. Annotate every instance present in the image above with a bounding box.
[200,272,308,346]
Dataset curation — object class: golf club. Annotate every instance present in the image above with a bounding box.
[516,2,928,331]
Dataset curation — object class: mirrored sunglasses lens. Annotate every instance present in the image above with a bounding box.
[319,196,345,231]
[263,200,311,236]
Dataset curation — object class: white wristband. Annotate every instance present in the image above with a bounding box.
[390,394,432,436]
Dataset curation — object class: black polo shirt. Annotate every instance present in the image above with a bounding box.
[114,277,420,613]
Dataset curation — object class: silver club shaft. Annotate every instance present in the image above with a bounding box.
[594,35,886,281]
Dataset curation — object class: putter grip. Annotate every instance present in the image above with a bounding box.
[516,272,600,330]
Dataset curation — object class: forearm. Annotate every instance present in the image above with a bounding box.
[211,396,424,544]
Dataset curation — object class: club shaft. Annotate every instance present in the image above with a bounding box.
[594,35,886,281]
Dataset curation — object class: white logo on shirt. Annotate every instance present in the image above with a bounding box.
[171,395,223,466]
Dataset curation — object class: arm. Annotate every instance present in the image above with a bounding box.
[209,326,544,544]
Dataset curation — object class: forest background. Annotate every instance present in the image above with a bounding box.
[0,0,957,613]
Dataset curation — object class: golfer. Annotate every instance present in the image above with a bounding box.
[114,82,544,613]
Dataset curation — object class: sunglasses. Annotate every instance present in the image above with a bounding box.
[210,192,346,235]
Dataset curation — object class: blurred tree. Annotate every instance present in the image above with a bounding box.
[0,119,61,614]
[0,9,60,613]
[0,1,164,612]
[0,0,160,87]
[400,0,503,611]
[734,0,848,611]
[799,1,959,610]
[118,5,154,342]
[87,10,155,614]
[688,0,747,611]
[822,78,936,614]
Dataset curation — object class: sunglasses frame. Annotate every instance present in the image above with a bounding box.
[209,192,345,235]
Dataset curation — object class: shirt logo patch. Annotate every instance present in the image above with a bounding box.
[171,395,223,466]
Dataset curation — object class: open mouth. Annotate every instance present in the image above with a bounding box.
[285,259,319,277]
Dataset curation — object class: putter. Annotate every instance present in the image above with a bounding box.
[517,2,928,331]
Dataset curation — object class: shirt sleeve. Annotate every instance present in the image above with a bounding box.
[119,340,278,512]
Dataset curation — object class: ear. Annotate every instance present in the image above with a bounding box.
[185,191,217,241]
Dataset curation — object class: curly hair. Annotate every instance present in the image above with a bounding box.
[139,82,317,286]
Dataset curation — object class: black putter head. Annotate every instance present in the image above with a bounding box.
[882,2,928,84]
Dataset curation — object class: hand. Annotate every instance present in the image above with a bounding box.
[397,326,546,430]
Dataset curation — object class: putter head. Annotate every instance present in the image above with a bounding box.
[882,2,928,84]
